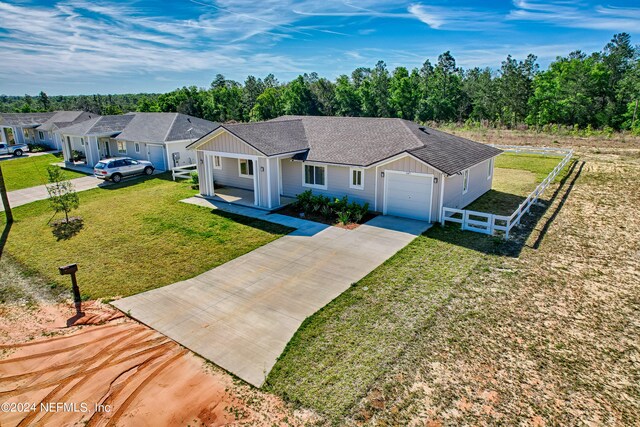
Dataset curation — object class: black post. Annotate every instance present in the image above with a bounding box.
[70,271,82,313]
[59,263,82,314]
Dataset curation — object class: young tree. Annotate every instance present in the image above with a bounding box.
[46,166,79,224]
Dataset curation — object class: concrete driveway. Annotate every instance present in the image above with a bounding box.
[114,199,431,387]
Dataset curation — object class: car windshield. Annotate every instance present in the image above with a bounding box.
[94,163,107,169]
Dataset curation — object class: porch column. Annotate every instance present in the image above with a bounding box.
[252,159,259,206]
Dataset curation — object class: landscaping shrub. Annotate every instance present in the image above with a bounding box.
[336,210,351,225]
[27,143,50,153]
[294,191,370,225]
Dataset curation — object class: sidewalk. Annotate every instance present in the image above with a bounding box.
[0,176,111,212]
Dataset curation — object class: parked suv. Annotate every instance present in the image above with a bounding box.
[94,157,154,183]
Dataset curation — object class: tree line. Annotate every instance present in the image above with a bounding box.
[2,33,638,132]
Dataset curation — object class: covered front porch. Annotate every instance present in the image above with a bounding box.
[203,186,295,211]
[197,150,285,211]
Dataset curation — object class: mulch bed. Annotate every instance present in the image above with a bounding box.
[274,204,378,230]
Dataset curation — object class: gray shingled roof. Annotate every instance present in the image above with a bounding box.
[219,120,309,156]
[0,112,57,127]
[277,116,501,175]
[403,121,503,174]
[59,114,134,136]
[116,113,218,143]
[193,116,500,175]
[36,111,95,131]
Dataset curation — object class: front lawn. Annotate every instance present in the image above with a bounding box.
[0,175,292,298]
[265,226,501,420]
[0,153,86,191]
[465,152,573,215]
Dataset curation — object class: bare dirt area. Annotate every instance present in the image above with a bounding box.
[0,260,312,426]
[355,142,640,425]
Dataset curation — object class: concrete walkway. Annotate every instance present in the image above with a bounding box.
[114,197,431,387]
[1,176,111,212]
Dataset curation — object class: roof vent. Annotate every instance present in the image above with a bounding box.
[187,118,191,123]
[418,126,429,134]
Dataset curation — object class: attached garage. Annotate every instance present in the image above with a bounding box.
[383,171,433,222]
[147,144,166,171]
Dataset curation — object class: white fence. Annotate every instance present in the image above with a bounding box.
[171,164,197,181]
[442,145,574,239]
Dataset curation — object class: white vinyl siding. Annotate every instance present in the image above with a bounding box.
[303,164,327,190]
[350,167,364,190]
[281,160,375,207]
[442,160,493,210]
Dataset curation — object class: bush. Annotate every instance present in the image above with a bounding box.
[295,189,313,214]
[27,143,50,153]
[294,191,370,225]
[190,171,199,185]
[336,210,351,225]
[71,150,85,162]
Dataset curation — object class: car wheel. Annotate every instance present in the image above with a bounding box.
[111,173,122,183]
[14,149,23,156]
[144,166,154,175]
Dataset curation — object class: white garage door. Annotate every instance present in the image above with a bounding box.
[147,145,166,171]
[384,171,433,221]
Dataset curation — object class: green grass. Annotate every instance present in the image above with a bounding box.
[0,174,292,299]
[494,152,564,181]
[0,153,86,191]
[465,153,573,215]
[265,226,502,421]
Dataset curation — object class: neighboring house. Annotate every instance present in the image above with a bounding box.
[188,116,502,222]
[58,112,218,171]
[35,111,95,150]
[58,114,135,168]
[113,113,218,170]
[0,112,57,146]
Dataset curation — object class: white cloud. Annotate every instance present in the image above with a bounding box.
[507,0,640,31]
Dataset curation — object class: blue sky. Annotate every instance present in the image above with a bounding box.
[0,0,638,95]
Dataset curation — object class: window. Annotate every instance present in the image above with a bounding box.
[350,167,364,190]
[462,169,470,194]
[117,141,127,154]
[238,158,254,177]
[213,155,222,169]
[134,142,140,153]
[487,158,494,179]
[38,131,45,140]
[80,138,85,146]
[303,164,327,189]
[23,129,29,138]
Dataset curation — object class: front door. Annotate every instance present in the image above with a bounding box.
[103,140,110,158]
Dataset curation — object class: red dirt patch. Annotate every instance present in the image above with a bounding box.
[0,303,307,426]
